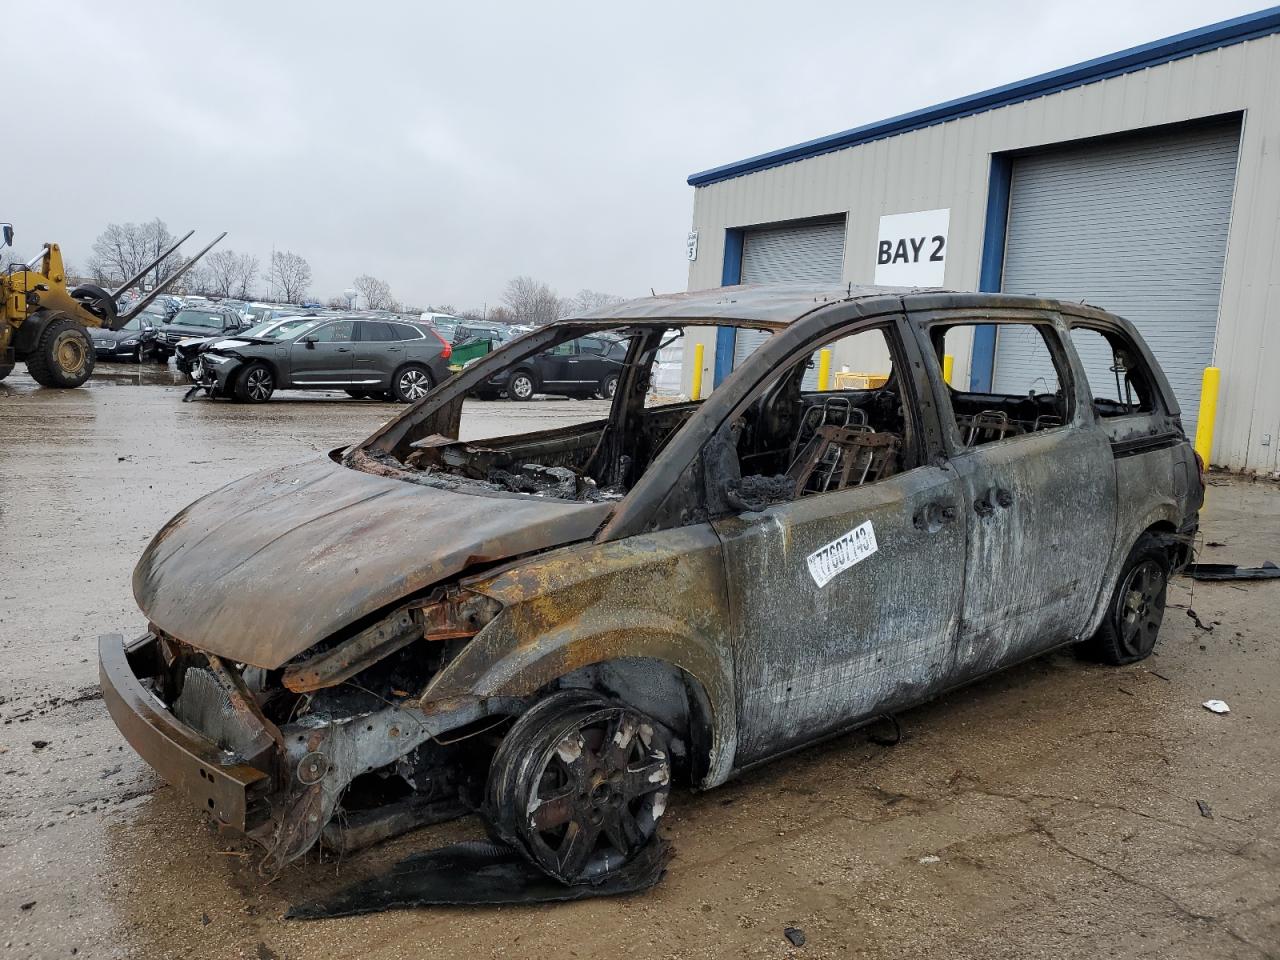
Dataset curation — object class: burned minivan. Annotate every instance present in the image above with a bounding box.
[100,285,1202,883]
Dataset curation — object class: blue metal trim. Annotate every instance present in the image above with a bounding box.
[970,154,1013,392]
[688,6,1280,187]
[713,229,744,387]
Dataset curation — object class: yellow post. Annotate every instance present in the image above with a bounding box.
[1194,366,1220,466]
[691,342,705,401]
[942,353,955,386]
[817,348,832,391]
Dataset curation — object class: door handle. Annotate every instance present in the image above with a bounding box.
[975,486,1013,517]
[913,500,958,532]
[336,347,351,352]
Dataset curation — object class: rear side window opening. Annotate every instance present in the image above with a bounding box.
[1067,325,1157,418]
[929,321,1075,448]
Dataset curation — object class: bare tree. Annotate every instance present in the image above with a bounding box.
[502,275,569,326]
[204,250,260,299]
[486,305,515,324]
[325,295,349,309]
[268,250,312,304]
[87,219,185,289]
[569,289,625,315]
[353,274,393,310]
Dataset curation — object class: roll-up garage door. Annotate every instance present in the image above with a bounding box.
[733,219,846,373]
[993,120,1240,439]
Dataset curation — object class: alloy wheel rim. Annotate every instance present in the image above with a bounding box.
[520,706,670,881]
[1119,559,1166,656]
[512,375,533,399]
[400,370,430,399]
[247,369,272,400]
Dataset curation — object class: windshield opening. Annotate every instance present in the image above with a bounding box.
[351,321,718,506]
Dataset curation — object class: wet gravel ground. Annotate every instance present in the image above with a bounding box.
[1,362,1278,959]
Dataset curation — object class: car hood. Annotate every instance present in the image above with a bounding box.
[133,457,611,669]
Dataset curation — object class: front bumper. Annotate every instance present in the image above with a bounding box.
[98,633,272,832]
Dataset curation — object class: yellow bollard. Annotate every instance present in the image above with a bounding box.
[942,353,955,386]
[817,348,832,391]
[1194,366,1220,467]
[691,342,705,401]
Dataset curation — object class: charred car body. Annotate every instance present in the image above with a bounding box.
[101,285,1202,883]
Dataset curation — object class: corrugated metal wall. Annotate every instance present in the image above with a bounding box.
[687,33,1280,473]
[995,120,1241,439]
[733,219,846,371]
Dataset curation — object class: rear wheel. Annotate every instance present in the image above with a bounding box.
[233,362,275,403]
[598,374,620,400]
[26,314,95,387]
[1080,532,1171,665]
[485,692,672,883]
[391,364,433,403]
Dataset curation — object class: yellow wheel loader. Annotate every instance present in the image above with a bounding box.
[0,224,225,388]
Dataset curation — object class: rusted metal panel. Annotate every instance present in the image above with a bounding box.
[98,633,270,832]
[134,457,611,669]
[426,525,739,788]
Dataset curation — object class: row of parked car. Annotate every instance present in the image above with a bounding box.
[93,296,629,404]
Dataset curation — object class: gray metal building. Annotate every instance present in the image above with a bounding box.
[683,7,1280,474]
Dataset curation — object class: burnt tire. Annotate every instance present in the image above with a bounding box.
[1080,532,1171,665]
[484,691,672,884]
[233,362,275,402]
[506,370,535,401]
[26,315,95,388]
[391,364,433,403]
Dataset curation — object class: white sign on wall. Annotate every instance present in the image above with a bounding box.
[686,230,699,261]
[873,208,950,286]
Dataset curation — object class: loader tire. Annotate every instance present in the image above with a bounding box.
[26,314,95,388]
[0,361,13,381]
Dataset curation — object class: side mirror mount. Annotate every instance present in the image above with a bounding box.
[301,334,317,349]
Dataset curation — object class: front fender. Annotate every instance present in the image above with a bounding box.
[422,525,738,788]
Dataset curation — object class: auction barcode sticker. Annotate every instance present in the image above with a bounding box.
[806,521,878,588]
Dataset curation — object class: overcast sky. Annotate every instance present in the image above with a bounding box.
[7,0,1259,310]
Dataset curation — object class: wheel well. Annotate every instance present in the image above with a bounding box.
[540,657,714,786]
[509,366,538,387]
[11,310,63,356]
[1141,520,1190,568]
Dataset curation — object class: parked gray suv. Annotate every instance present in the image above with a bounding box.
[189,316,453,403]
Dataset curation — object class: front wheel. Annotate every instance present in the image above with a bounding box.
[26,314,95,388]
[1080,532,1171,665]
[233,362,275,403]
[391,365,434,403]
[506,371,535,401]
[485,692,672,883]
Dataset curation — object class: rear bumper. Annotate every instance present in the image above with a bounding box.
[98,633,271,832]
